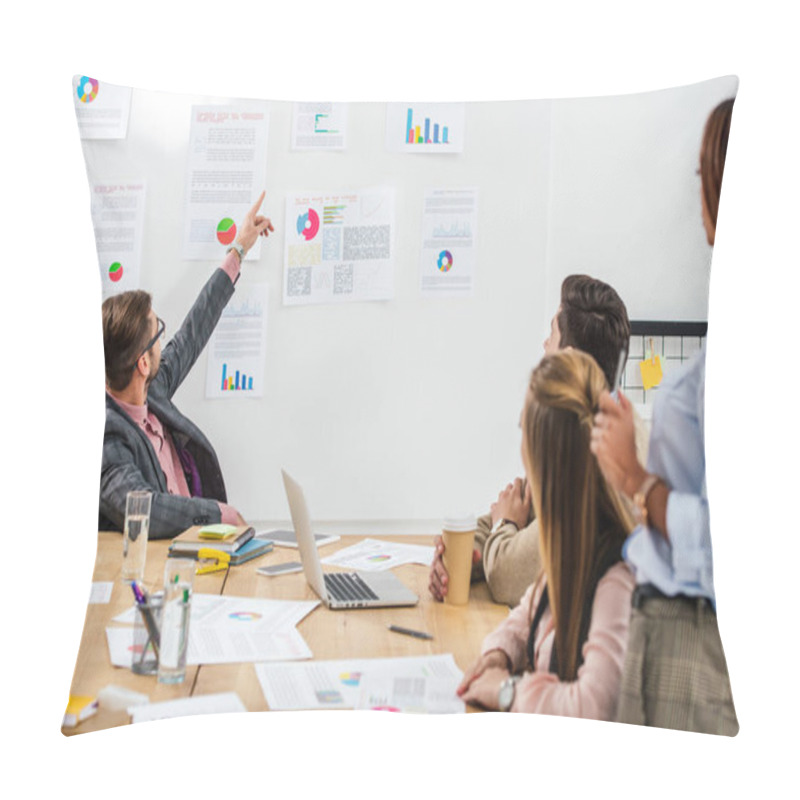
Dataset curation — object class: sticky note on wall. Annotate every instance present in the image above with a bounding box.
[640,355,663,391]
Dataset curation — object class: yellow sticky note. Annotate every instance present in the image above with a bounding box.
[640,355,663,391]
[199,523,237,539]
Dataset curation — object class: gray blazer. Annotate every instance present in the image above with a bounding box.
[99,268,236,539]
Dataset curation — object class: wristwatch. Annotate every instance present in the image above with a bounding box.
[498,675,520,712]
[633,473,661,526]
[491,518,519,535]
[226,242,245,262]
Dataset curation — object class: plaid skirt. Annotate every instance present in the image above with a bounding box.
[616,593,739,736]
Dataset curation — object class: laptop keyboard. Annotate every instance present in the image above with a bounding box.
[324,572,379,603]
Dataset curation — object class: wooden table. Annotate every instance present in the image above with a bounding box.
[64,532,509,734]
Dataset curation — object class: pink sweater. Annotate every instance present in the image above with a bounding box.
[481,561,634,720]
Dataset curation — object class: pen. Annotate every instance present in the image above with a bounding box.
[388,624,433,641]
[131,582,161,656]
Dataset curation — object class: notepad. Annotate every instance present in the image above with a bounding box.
[170,524,255,554]
[198,523,239,539]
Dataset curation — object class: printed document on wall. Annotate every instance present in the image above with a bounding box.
[73,76,132,140]
[90,180,146,299]
[420,188,478,297]
[182,104,269,261]
[206,282,269,398]
[386,102,466,153]
[291,102,347,150]
[283,187,395,305]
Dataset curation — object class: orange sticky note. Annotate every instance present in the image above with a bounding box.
[640,355,663,391]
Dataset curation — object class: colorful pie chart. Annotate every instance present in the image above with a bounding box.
[217,218,237,245]
[367,554,391,563]
[437,250,453,272]
[77,76,99,103]
[108,262,124,282]
[296,208,320,241]
[229,611,261,622]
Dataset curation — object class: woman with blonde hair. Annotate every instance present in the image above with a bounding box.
[458,349,635,718]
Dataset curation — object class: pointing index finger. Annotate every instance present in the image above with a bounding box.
[249,190,266,217]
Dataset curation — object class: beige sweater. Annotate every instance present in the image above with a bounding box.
[473,411,650,608]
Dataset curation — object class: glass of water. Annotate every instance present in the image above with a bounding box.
[121,490,152,584]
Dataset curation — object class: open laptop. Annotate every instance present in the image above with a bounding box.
[281,469,418,609]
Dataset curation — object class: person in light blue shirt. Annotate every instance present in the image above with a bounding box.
[590,98,738,735]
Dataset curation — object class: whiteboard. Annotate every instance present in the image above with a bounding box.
[79,75,737,521]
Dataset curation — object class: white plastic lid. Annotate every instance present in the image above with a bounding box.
[442,515,477,532]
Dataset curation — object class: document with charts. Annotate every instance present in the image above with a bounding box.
[205,282,268,399]
[385,102,466,154]
[73,76,132,140]
[182,104,269,261]
[255,653,463,711]
[90,180,146,299]
[283,187,395,305]
[291,102,347,150]
[420,187,478,297]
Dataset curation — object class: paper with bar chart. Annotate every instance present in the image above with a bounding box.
[385,102,465,153]
[291,102,347,150]
[90,180,146,299]
[205,282,268,399]
[182,104,269,261]
[420,187,478,297]
[73,76,132,139]
[283,187,395,305]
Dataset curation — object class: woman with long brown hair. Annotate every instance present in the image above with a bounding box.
[590,98,738,735]
[457,349,635,718]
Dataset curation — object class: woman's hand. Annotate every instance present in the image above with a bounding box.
[457,649,510,697]
[459,667,511,711]
[590,389,647,498]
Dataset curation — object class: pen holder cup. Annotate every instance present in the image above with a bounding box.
[131,593,163,676]
[157,592,192,685]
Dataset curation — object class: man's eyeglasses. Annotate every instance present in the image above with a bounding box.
[134,317,165,366]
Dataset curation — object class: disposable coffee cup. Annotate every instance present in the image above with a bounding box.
[442,515,477,605]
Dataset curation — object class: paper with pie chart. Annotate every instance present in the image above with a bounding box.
[255,654,462,711]
[321,538,435,572]
[283,187,395,305]
[105,594,319,667]
[89,180,146,299]
[420,187,479,297]
[72,75,132,139]
[182,104,270,261]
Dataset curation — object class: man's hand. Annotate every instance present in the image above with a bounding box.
[236,191,275,256]
[590,389,646,498]
[490,477,532,530]
[428,535,480,602]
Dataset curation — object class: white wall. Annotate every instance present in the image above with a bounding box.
[545,76,739,319]
[80,76,735,522]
